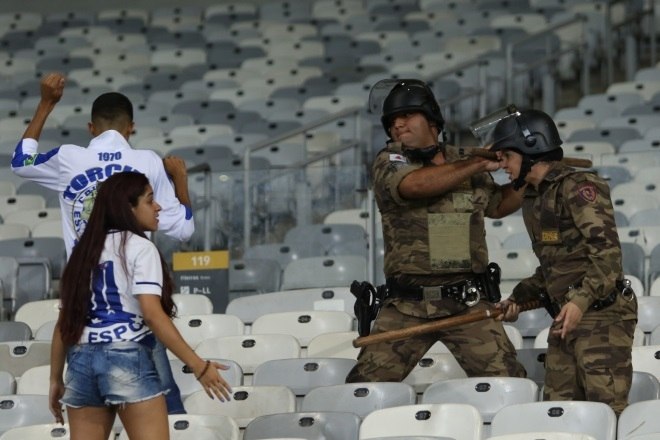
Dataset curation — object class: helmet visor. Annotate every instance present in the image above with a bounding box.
[469,104,520,147]
[368,78,428,115]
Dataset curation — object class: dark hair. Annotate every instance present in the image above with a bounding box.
[58,172,175,346]
[91,92,134,125]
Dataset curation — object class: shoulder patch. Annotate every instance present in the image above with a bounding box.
[576,181,598,202]
[389,153,408,164]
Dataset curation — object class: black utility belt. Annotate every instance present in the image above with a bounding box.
[387,278,484,307]
[590,290,618,311]
[557,279,631,312]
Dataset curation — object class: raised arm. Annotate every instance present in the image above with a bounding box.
[23,72,65,141]
[398,154,500,199]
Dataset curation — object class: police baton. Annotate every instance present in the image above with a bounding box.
[352,300,542,348]
[467,148,593,169]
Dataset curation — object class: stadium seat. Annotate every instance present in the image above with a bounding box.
[173,313,244,348]
[194,334,301,375]
[490,401,616,440]
[618,400,660,440]
[0,322,31,343]
[118,414,239,440]
[359,403,483,440]
[172,293,214,315]
[0,371,15,395]
[306,331,360,360]
[0,394,55,435]
[251,310,354,347]
[168,358,243,399]
[301,381,416,418]
[280,255,368,291]
[421,377,539,431]
[184,385,296,428]
[629,370,660,404]
[243,411,361,440]
[403,352,468,394]
[252,357,356,399]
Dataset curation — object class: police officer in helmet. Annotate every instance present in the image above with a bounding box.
[492,108,637,415]
[346,79,527,383]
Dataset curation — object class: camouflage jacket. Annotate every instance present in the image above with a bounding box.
[372,142,503,281]
[511,162,636,320]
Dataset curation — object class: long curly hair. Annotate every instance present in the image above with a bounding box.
[58,172,175,346]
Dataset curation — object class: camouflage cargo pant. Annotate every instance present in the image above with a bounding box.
[346,301,526,383]
[544,317,635,415]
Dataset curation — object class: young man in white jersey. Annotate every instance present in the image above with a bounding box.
[12,72,193,414]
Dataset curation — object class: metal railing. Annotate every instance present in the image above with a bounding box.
[241,106,366,249]
[190,5,657,258]
[604,0,656,83]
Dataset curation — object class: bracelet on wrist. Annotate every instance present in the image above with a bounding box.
[195,360,211,380]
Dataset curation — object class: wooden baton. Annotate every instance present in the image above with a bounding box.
[467,148,593,169]
[352,300,542,348]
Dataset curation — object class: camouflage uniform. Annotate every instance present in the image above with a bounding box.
[510,162,637,415]
[346,142,526,382]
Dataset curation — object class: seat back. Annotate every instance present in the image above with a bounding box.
[490,401,616,440]
[422,377,539,422]
[172,293,214,315]
[0,394,54,435]
[194,334,300,374]
[118,414,239,440]
[618,400,660,439]
[183,386,296,428]
[301,381,416,418]
[359,403,483,440]
[13,299,60,334]
[0,341,51,377]
[632,345,660,381]
[251,310,354,347]
[306,331,360,360]
[403,353,468,394]
[0,422,71,440]
[173,313,244,347]
[0,321,31,343]
[243,411,361,440]
[0,371,15,395]
[281,255,367,290]
[629,370,660,404]
[226,287,354,324]
[252,357,356,396]
[229,258,282,294]
[169,358,243,399]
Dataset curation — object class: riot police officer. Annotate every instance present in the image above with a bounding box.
[346,79,527,383]
[493,108,637,415]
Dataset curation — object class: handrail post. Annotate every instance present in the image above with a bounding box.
[505,43,514,105]
[605,1,614,85]
[203,167,212,251]
[651,0,657,66]
[243,147,251,251]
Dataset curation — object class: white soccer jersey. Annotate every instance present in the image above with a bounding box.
[11,130,194,256]
[80,232,162,344]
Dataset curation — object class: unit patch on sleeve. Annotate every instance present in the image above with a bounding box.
[576,182,598,203]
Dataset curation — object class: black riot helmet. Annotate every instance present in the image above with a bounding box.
[490,109,563,158]
[380,79,445,136]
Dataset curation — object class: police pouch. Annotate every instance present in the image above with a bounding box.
[350,280,387,337]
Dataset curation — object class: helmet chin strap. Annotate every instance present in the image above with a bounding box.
[403,144,441,163]
[402,128,446,163]
[513,155,534,190]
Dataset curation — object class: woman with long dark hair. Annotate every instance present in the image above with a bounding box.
[49,171,231,439]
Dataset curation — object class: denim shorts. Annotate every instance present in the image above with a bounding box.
[61,341,164,408]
